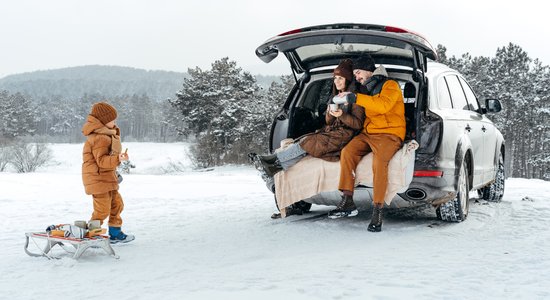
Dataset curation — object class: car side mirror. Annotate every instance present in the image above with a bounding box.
[485,99,502,113]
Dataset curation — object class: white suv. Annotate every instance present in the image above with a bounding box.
[255,23,505,222]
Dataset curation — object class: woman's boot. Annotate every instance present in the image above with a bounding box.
[258,154,283,177]
[367,204,384,232]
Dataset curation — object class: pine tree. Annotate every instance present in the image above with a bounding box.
[0,90,38,138]
[169,57,261,165]
[435,44,448,64]
[247,74,294,152]
[526,60,550,179]
[488,43,531,177]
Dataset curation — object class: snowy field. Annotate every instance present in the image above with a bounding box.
[0,142,549,300]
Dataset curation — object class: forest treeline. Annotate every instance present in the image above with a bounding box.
[0,43,548,179]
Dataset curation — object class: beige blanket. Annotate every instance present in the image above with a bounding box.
[274,140,419,216]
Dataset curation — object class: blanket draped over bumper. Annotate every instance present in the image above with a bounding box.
[274,139,419,217]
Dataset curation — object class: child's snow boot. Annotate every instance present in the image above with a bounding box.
[109,226,135,244]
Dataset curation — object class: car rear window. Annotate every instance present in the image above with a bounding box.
[295,43,412,64]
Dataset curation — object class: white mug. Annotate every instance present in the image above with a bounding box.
[74,220,87,229]
[329,103,339,112]
[88,220,101,230]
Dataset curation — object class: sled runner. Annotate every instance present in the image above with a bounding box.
[24,231,119,260]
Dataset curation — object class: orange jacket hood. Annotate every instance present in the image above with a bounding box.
[82,115,120,137]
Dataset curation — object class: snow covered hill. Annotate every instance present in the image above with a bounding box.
[0,143,548,299]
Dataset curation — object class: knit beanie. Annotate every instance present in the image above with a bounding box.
[353,55,376,72]
[90,102,117,125]
[333,58,353,81]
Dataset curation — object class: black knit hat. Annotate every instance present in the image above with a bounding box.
[353,55,376,72]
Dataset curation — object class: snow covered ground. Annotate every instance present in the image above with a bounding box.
[0,142,549,299]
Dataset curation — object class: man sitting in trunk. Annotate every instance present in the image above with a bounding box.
[328,55,406,233]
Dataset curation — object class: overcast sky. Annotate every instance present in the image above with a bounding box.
[1,0,548,78]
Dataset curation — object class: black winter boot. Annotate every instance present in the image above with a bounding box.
[368,204,384,232]
[258,153,283,177]
[328,195,358,219]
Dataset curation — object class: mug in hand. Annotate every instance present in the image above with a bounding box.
[329,103,339,112]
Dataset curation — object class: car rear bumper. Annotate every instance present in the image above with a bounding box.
[400,171,457,205]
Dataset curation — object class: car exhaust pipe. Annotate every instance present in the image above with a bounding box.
[405,188,426,200]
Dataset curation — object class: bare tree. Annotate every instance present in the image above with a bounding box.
[9,142,53,173]
[0,147,9,171]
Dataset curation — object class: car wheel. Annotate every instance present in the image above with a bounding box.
[437,160,469,222]
[478,152,505,202]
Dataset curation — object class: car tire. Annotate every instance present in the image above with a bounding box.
[437,160,469,222]
[477,152,505,202]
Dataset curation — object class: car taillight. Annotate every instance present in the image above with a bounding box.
[385,26,430,43]
[384,26,408,33]
[278,29,302,36]
[414,170,444,177]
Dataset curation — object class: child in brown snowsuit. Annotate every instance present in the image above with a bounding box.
[81,102,134,243]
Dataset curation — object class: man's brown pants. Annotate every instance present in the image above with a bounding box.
[91,190,124,227]
[338,133,402,205]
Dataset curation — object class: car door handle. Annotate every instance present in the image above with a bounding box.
[465,124,471,132]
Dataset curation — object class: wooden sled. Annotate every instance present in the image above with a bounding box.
[24,231,119,260]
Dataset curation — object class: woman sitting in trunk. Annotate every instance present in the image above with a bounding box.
[250,58,365,177]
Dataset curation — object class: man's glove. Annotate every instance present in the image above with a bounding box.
[345,93,356,104]
[331,93,357,107]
